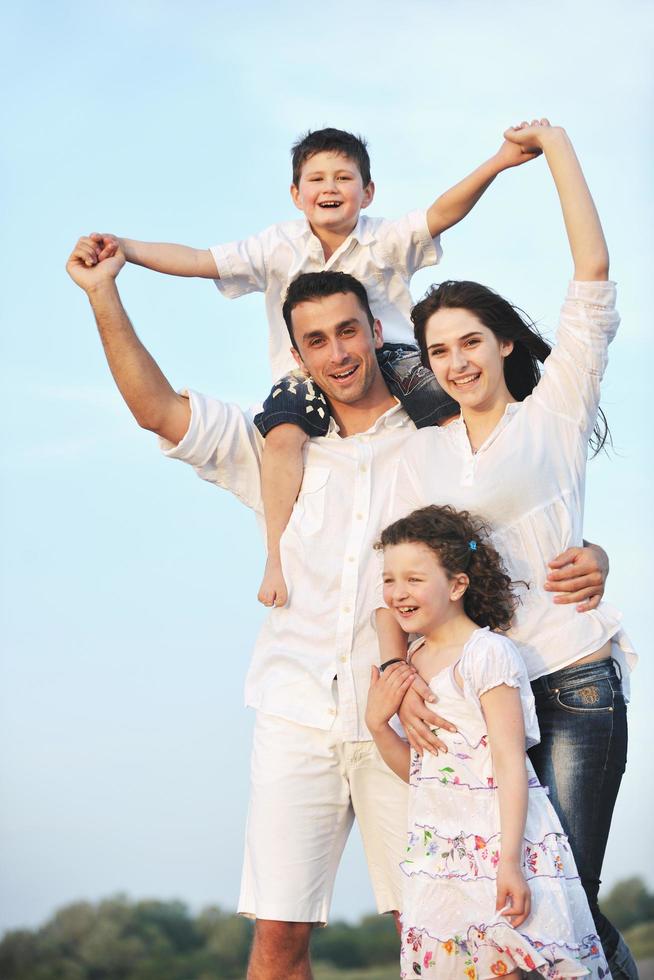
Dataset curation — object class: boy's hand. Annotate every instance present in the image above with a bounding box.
[90,232,121,263]
[494,137,542,171]
[496,860,531,928]
[503,118,559,155]
[365,662,415,733]
[66,236,125,292]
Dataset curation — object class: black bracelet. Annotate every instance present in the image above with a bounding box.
[379,658,406,673]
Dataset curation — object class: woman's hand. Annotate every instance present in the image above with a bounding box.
[397,683,456,755]
[496,860,532,928]
[365,662,415,734]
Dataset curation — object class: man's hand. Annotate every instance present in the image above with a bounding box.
[503,118,558,154]
[398,683,456,756]
[66,236,125,293]
[545,544,608,611]
[365,662,416,734]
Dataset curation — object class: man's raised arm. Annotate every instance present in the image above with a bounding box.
[66,236,191,445]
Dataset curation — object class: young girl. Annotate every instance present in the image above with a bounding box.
[366,505,610,979]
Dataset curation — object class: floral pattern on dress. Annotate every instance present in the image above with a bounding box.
[400,923,610,979]
[400,631,611,980]
[403,828,574,883]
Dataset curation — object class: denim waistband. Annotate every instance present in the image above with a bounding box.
[531,657,621,696]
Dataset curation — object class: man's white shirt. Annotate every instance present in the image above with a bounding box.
[160,394,412,741]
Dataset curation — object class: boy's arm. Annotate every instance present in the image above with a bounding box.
[91,233,219,279]
[426,129,543,239]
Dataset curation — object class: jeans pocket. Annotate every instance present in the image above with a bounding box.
[554,676,615,714]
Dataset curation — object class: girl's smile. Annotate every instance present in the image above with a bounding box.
[383,541,468,637]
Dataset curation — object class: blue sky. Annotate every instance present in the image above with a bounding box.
[1,0,653,935]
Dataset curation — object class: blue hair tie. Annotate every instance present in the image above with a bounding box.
[468,540,477,551]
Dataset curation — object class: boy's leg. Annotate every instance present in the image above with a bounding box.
[376,344,459,427]
[259,424,309,607]
[254,373,330,607]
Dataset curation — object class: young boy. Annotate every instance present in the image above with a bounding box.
[89,127,539,607]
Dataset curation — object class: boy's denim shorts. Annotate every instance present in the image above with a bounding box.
[253,343,459,437]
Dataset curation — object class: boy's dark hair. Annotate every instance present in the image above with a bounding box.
[282,271,375,349]
[411,280,610,456]
[376,505,517,632]
[291,128,371,187]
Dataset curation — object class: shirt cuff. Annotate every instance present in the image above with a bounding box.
[412,208,443,266]
[566,279,617,305]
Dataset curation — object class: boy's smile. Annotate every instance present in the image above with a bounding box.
[290,151,375,243]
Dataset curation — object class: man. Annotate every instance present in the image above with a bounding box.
[66,238,606,980]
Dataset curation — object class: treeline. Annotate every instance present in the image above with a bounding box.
[1,877,652,979]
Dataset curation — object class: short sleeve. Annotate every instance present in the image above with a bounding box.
[376,210,442,277]
[461,630,540,748]
[159,389,264,513]
[210,230,268,298]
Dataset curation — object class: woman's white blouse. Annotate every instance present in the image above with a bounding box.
[389,280,636,683]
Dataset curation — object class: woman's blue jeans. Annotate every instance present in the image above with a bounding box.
[528,657,638,979]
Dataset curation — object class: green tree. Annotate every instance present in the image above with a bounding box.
[601,877,654,931]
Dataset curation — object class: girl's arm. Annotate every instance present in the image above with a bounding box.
[365,663,414,782]
[504,121,609,281]
[481,683,532,928]
[375,607,456,757]
[88,233,219,278]
[375,607,409,665]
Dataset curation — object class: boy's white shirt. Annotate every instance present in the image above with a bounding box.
[210,210,442,381]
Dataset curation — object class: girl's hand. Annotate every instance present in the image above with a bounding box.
[504,118,556,154]
[365,662,415,733]
[496,860,531,929]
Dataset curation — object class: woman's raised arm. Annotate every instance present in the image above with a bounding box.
[505,121,609,281]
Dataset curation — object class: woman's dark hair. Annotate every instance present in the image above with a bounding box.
[376,505,517,632]
[411,280,610,455]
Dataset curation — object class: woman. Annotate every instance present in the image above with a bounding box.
[385,121,638,979]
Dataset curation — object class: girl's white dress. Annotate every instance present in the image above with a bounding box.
[400,628,609,979]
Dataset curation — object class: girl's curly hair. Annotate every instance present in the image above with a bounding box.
[376,505,517,632]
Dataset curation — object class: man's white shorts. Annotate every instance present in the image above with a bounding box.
[238,710,409,923]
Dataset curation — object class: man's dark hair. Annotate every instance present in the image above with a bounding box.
[291,128,371,187]
[282,272,375,349]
